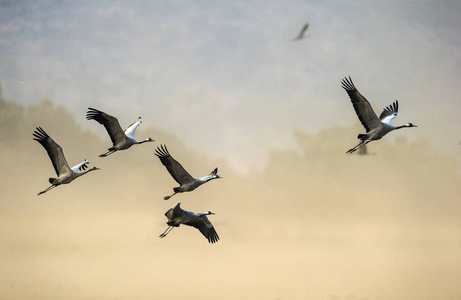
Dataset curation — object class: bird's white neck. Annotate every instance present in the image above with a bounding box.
[71,160,89,172]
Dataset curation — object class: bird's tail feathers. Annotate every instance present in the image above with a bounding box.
[357,134,368,140]
[48,177,56,184]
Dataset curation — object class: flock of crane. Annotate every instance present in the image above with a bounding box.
[33,108,222,243]
[33,70,417,244]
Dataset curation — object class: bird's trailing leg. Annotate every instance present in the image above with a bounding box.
[37,184,56,196]
[347,140,369,154]
[99,149,116,157]
[163,192,177,201]
[159,226,174,238]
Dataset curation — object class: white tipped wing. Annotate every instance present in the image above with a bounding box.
[71,160,89,173]
[379,101,399,124]
[124,118,142,138]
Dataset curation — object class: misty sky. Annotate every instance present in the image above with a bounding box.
[1,0,461,171]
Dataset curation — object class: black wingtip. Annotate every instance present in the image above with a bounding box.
[33,126,49,141]
[85,108,103,120]
[383,101,399,113]
[208,231,220,244]
[211,167,218,175]
[154,144,170,158]
[340,76,356,91]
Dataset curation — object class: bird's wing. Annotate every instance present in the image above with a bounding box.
[293,23,309,40]
[155,145,194,184]
[185,216,220,244]
[33,127,71,176]
[379,101,398,124]
[341,76,381,133]
[300,23,309,35]
[86,108,126,145]
[124,118,141,138]
[70,160,89,172]
[166,202,185,219]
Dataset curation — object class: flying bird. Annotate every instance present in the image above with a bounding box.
[86,108,154,157]
[155,144,221,200]
[159,201,219,244]
[33,127,99,195]
[341,76,417,154]
[292,22,309,41]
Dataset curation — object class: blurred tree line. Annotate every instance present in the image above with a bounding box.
[1,86,460,227]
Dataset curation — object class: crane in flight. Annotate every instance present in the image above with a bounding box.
[292,23,309,41]
[155,144,221,200]
[33,127,99,195]
[341,76,417,154]
[159,201,219,244]
[86,108,154,157]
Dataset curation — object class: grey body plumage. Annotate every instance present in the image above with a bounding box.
[155,144,221,200]
[33,127,99,195]
[159,202,219,244]
[341,76,417,153]
[86,108,154,157]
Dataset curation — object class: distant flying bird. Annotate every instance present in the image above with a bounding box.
[292,23,309,41]
[33,127,99,195]
[155,144,221,200]
[159,201,219,244]
[86,108,154,157]
[341,76,417,154]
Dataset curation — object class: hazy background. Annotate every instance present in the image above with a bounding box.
[1,0,461,170]
[1,1,461,299]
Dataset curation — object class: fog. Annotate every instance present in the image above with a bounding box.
[0,98,460,299]
[1,1,461,170]
[1,3,461,299]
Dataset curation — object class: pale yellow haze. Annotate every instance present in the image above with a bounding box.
[1,1,461,299]
[0,100,460,300]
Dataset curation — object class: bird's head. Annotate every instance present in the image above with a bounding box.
[144,137,155,142]
[406,123,417,127]
[206,211,215,215]
[91,166,101,171]
[138,117,142,123]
